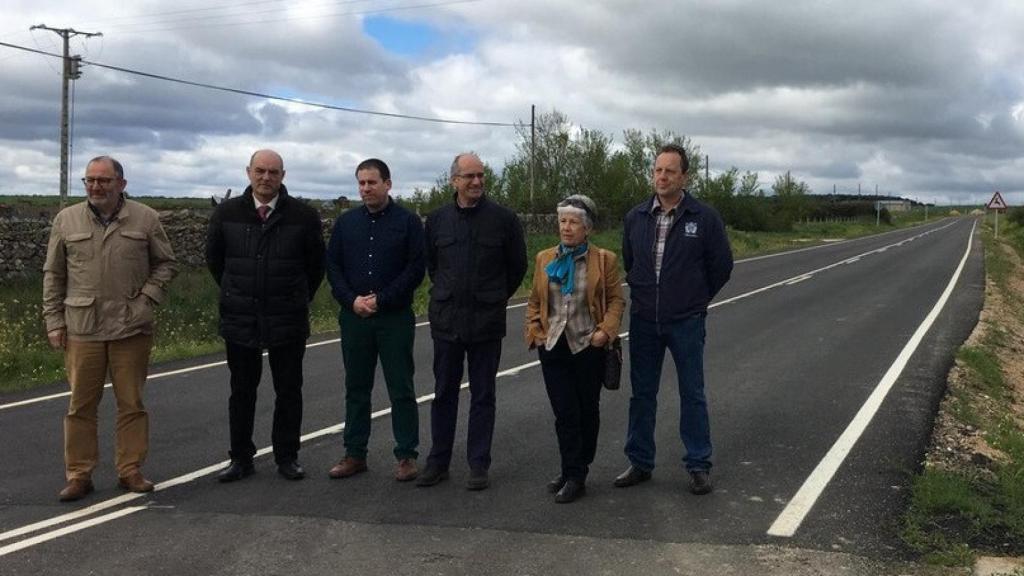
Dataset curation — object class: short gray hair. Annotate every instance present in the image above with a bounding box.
[556,194,597,230]
[450,152,482,178]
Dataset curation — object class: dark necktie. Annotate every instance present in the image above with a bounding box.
[257,205,270,222]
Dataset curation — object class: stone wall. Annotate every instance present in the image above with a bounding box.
[0,217,51,281]
[0,209,560,282]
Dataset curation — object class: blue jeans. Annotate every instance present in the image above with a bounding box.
[625,313,711,472]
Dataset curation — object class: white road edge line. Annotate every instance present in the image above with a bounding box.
[0,506,146,557]
[1,220,948,412]
[766,219,976,538]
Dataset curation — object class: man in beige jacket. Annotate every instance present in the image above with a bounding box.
[42,156,178,502]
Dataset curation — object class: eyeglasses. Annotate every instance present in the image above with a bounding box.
[81,177,118,187]
[456,172,485,181]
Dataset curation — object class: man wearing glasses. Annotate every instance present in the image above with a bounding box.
[206,149,325,483]
[417,152,527,490]
[43,155,178,501]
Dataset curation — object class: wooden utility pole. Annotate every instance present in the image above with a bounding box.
[530,104,535,210]
[30,25,102,208]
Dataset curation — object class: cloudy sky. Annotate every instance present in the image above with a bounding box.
[1,0,1022,205]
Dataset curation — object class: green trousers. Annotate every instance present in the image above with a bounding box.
[339,306,419,460]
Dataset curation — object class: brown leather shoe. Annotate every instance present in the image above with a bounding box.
[328,456,367,479]
[118,470,155,493]
[395,458,418,482]
[59,478,94,502]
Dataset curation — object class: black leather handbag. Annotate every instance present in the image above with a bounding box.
[604,339,622,390]
[596,247,622,390]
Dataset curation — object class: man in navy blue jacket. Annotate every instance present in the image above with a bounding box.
[614,143,733,495]
[325,158,426,482]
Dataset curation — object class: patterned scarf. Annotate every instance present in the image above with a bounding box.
[545,242,589,295]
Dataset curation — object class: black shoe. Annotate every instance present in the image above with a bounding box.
[546,475,566,494]
[217,460,255,483]
[555,479,586,503]
[277,461,306,481]
[613,465,651,488]
[415,465,449,487]
[466,469,490,491]
[689,470,712,495]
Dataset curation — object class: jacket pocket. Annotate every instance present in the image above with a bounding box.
[125,294,154,329]
[117,230,149,261]
[474,289,506,304]
[63,295,97,335]
[65,232,93,263]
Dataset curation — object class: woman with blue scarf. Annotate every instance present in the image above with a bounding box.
[525,195,625,503]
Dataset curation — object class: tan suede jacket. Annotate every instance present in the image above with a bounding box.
[525,244,626,349]
[42,199,178,341]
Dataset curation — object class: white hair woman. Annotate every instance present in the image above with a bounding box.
[524,194,626,503]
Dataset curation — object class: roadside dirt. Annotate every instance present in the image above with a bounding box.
[923,239,1024,476]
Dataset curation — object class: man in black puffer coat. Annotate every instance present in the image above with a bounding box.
[206,149,325,483]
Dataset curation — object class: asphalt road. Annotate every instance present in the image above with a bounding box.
[0,217,983,575]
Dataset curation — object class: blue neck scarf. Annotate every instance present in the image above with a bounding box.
[545,242,589,295]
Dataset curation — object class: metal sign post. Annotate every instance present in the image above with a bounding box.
[987,191,1007,239]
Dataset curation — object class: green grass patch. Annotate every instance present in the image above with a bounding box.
[956,346,1007,400]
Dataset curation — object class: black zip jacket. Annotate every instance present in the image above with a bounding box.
[425,195,527,342]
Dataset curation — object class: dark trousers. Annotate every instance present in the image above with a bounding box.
[427,338,501,472]
[225,339,306,465]
[625,314,711,472]
[339,307,419,460]
[539,337,605,482]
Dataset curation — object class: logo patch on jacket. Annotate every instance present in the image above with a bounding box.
[684,221,699,237]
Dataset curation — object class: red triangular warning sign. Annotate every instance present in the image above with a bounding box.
[987,191,1007,210]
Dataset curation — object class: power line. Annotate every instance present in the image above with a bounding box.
[83,0,375,29]
[106,0,480,35]
[0,40,519,127]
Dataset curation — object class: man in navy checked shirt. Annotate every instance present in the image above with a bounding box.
[325,158,426,482]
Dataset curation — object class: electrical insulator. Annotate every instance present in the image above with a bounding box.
[69,55,83,79]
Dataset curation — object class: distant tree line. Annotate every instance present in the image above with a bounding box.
[403,110,888,231]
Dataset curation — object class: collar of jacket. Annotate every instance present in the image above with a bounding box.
[242,184,290,215]
[363,196,393,219]
[87,193,126,226]
[647,191,699,215]
[452,191,487,213]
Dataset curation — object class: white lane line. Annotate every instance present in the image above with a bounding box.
[711,221,955,309]
[767,220,976,538]
[0,353,551,551]
[734,218,945,263]
[0,219,957,412]
[0,506,146,557]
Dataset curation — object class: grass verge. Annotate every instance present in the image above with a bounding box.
[900,218,1024,565]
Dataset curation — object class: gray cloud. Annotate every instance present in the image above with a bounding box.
[1,0,1021,204]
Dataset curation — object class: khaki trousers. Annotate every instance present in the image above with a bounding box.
[64,333,153,480]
